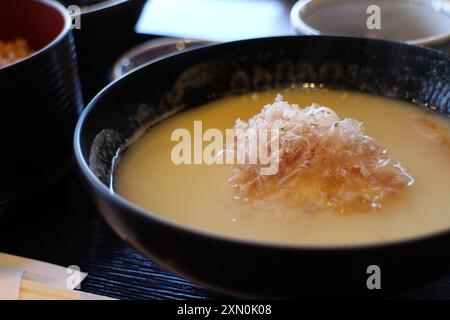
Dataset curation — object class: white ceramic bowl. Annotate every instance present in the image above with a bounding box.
[290,0,450,50]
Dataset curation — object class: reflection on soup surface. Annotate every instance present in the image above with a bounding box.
[115,89,450,245]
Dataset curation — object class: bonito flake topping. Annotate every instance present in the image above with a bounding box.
[227,95,414,214]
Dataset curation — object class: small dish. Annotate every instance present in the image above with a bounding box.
[290,0,450,51]
[112,37,213,80]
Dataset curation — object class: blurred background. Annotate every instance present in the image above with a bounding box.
[67,0,298,100]
[67,0,450,101]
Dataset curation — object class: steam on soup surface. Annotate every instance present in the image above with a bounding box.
[114,89,450,245]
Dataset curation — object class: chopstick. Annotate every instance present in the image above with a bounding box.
[19,279,115,300]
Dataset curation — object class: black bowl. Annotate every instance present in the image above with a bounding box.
[75,36,450,298]
[0,0,83,213]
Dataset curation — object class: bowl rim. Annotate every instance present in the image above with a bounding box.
[290,0,450,46]
[74,35,450,252]
[111,37,214,80]
[69,0,131,16]
[0,0,72,72]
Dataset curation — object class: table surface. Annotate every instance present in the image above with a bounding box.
[2,172,450,300]
[1,8,450,300]
[0,172,220,300]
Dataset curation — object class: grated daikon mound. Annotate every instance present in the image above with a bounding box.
[228,95,413,214]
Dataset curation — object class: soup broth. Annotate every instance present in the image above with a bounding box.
[115,89,450,245]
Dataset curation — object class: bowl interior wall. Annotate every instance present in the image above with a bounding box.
[0,0,65,50]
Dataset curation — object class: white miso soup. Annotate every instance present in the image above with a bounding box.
[114,89,450,245]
